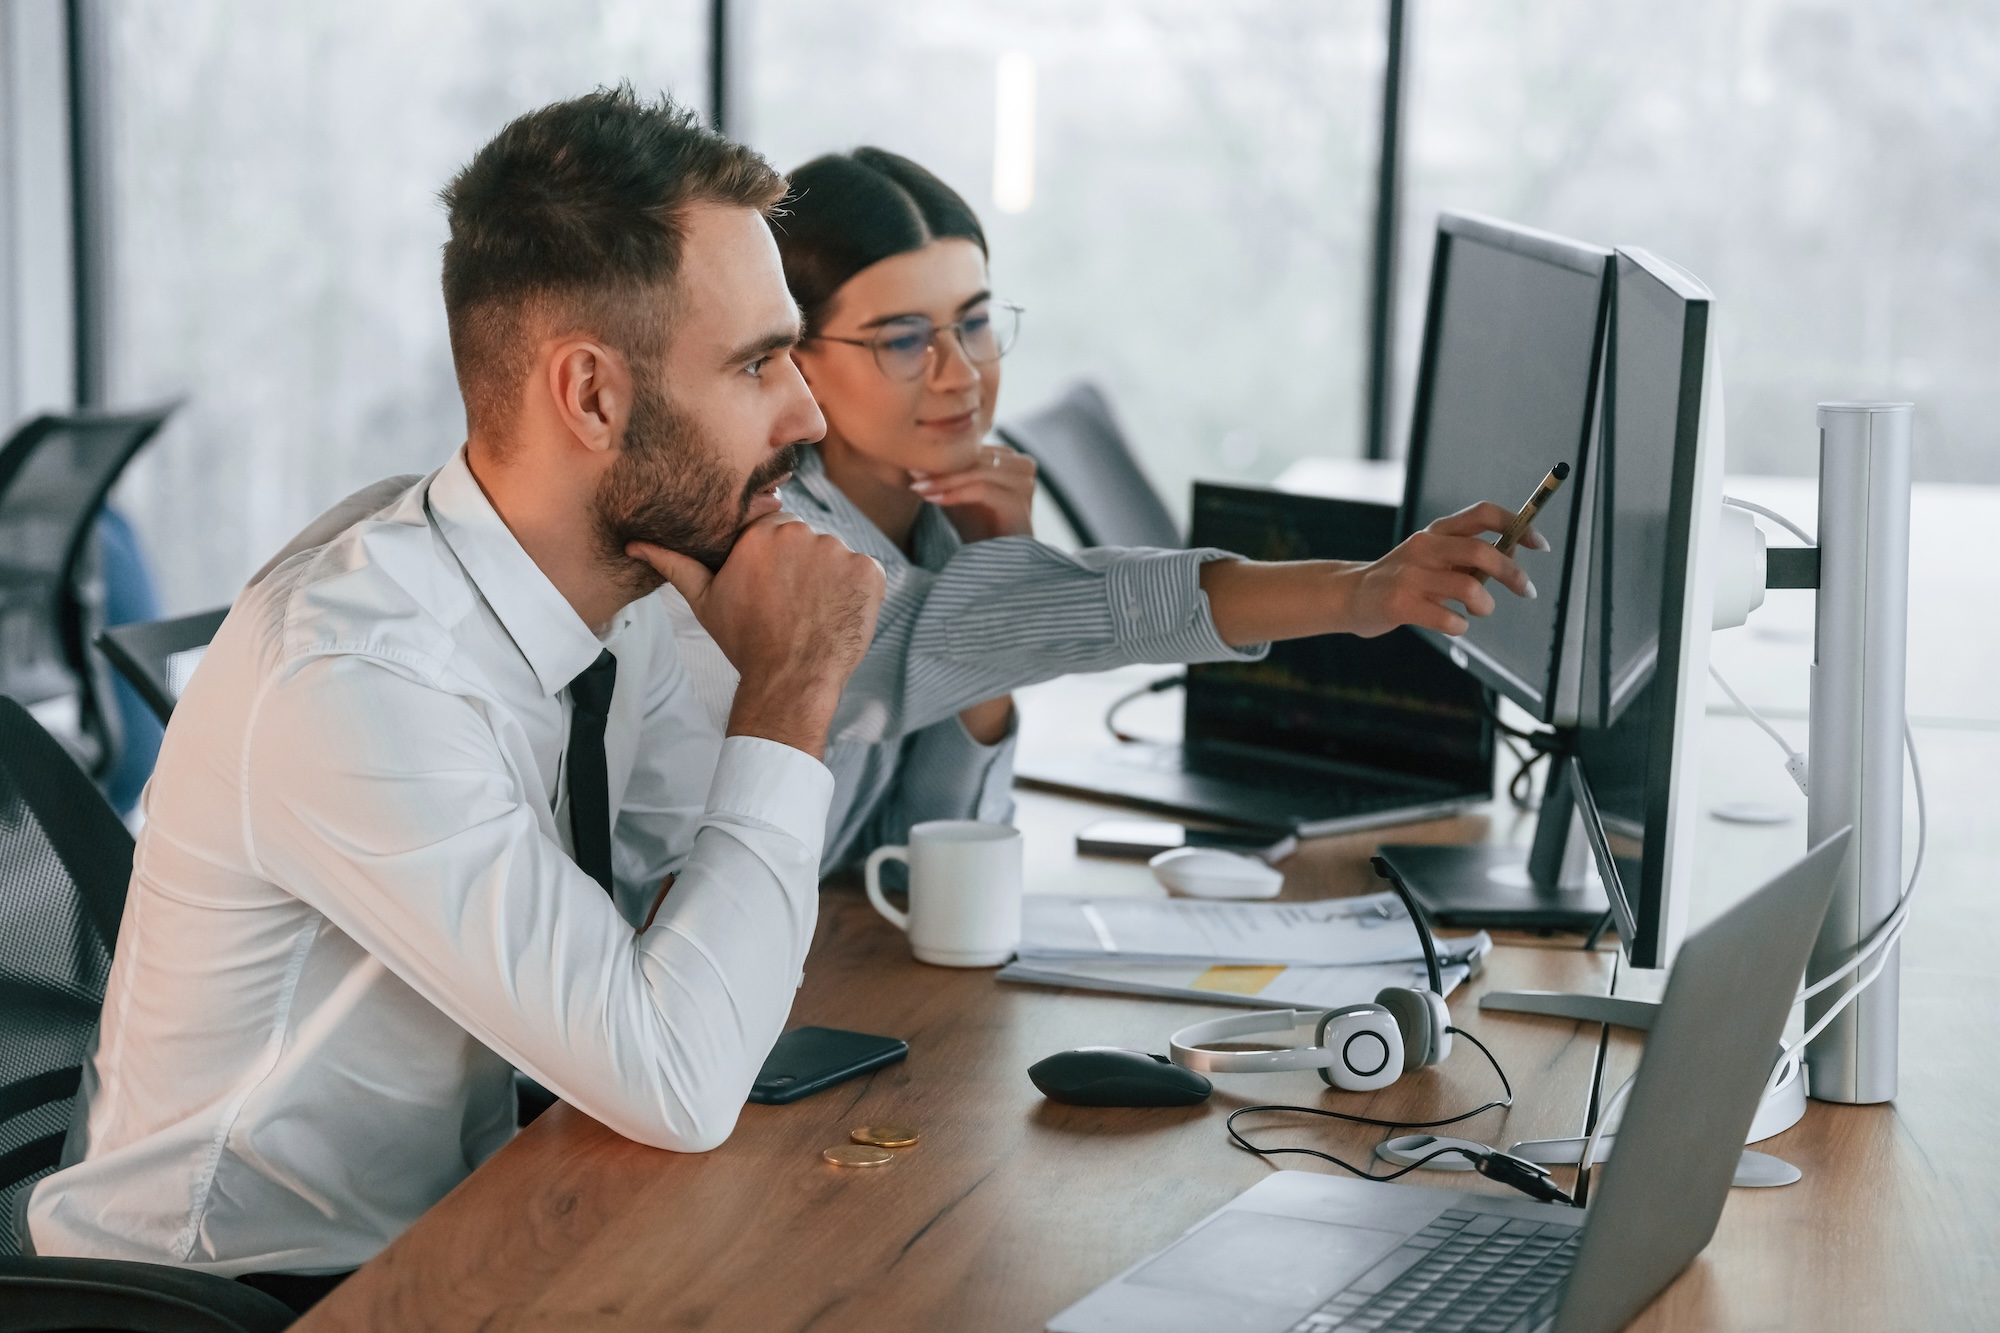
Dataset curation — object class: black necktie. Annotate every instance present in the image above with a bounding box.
[565,650,618,897]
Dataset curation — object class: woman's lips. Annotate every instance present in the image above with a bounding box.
[919,410,977,433]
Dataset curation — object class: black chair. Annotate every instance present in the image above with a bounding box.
[994,380,1182,548]
[0,697,293,1331]
[96,607,230,727]
[0,408,175,775]
[0,1256,295,1333]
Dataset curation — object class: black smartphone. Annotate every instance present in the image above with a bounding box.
[748,1026,909,1105]
[1074,818,1297,864]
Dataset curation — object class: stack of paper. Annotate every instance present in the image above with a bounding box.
[997,891,1490,1009]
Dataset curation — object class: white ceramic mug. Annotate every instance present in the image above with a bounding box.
[864,820,1023,967]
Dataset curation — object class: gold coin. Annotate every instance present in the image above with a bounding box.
[823,1144,894,1168]
[850,1125,920,1148]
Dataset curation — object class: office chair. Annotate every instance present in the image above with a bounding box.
[96,606,230,727]
[0,697,294,1330]
[0,1257,296,1332]
[0,408,175,776]
[994,380,1181,548]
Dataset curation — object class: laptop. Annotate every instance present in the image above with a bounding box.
[1016,485,1494,838]
[1047,828,1852,1333]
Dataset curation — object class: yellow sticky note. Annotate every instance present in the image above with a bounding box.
[1190,965,1285,995]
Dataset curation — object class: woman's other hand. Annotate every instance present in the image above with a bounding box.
[909,443,1037,543]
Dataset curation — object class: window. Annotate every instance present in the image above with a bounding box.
[1399,0,2000,481]
[98,1,2000,610]
[104,1,702,609]
[747,1,1387,527]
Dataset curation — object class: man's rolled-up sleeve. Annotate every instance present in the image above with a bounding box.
[244,654,828,1153]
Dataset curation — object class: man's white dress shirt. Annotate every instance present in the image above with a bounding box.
[23,449,830,1275]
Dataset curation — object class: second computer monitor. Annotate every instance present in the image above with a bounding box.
[1570,247,1723,969]
[1401,212,1614,723]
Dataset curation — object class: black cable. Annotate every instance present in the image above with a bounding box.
[1479,688,1554,745]
[1225,1025,1512,1145]
[1222,1026,1573,1205]
[1445,1026,1511,1103]
[1104,673,1184,744]
[1481,691,1562,811]
[1504,738,1549,811]
[1369,855,1444,994]
[1227,854,1579,1206]
[1573,965,1619,1209]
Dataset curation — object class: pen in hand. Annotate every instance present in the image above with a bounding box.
[1475,462,1569,585]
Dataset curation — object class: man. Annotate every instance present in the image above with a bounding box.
[20,87,883,1297]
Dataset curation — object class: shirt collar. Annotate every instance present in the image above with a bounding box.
[427,447,625,698]
[786,444,963,573]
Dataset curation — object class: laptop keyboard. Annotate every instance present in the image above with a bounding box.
[1286,1209,1581,1333]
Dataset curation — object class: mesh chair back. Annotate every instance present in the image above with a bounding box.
[0,697,134,1253]
[96,607,230,727]
[0,409,173,766]
[995,380,1181,549]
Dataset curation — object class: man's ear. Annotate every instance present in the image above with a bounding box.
[547,338,631,457]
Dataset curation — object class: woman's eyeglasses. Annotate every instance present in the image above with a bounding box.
[813,301,1023,382]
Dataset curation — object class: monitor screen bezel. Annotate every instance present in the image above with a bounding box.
[1572,246,1715,970]
[1398,211,1615,722]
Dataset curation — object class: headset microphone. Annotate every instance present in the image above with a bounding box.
[1190,864,1573,1208]
[1168,858,1456,1091]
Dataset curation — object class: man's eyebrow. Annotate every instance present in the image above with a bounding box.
[724,326,800,365]
[856,289,992,331]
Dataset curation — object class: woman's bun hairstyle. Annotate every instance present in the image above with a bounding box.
[773,148,986,337]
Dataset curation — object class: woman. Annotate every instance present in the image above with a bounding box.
[667,148,1535,871]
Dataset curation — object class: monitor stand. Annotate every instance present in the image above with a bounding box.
[1378,754,1660,1032]
[1375,746,1611,937]
[1478,989,1657,1030]
[1389,760,1814,1155]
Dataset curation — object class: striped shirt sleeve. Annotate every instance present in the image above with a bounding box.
[829,536,1267,744]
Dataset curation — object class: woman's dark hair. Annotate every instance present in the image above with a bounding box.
[773,148,987,337]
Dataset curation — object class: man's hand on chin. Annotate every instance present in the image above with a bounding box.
[629,514,884,759]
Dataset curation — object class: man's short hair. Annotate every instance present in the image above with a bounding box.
[441,85,786,439]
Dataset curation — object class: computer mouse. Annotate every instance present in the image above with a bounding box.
[1028,1047,1213,1107]
[1149,846,1284,899]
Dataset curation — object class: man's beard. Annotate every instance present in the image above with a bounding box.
[593,370,804,597]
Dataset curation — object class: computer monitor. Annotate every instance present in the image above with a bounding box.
[1379,237,1726,974]
[1400,212,1614,724]
[1565,247,1725,969]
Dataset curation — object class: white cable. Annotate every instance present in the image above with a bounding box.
[1791,722,1926,1001]
[1777,722,1926,1085]
[1795,916,1905,1050]
[1723,495,1816,547]
[1578,1074,1635,1188]
[1709,665,1810,793]
[1712,495,1924,1076]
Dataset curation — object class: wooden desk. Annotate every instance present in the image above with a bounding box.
[296,775,1997,1332]
[300,814,1630,1333]
[297,478,1998,1328]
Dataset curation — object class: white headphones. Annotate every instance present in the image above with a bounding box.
[1169,991,1452,1092]
[1168,860,1455,1093]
